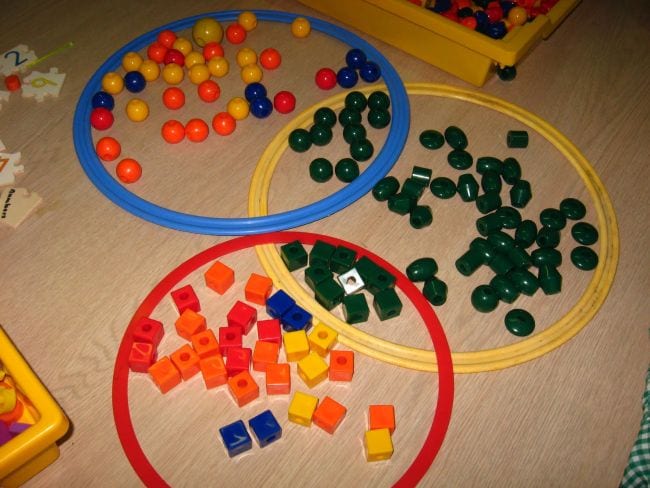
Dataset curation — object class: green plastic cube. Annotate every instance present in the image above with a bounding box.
[280,240,308,271]
[330,245,357,274]
[304,265,332,292]
[342,294,370,324]
[314,278,344,310]
[309,240,336,268]
[373,288,402,321]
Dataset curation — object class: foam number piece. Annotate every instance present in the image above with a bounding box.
[0,45,37,76]
[0,187,42,228]
[0,150,23,187]
[0,90,10,111]
[22,68,66,102]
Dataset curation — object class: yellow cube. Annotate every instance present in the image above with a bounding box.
[283,330,310,362]
[364,428,393,462]
[297,352,329,388]
[307,322,338,356]
[288,391,319,427]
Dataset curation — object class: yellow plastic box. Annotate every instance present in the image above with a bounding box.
[297,0,580,86]
[0,327,69,487]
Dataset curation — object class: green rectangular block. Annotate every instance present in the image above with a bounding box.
[281,240,308,271]
[314,278,345,311]
[309,239,336,268]
[304,265,332,292]
[373,288,402,321]
[342,293,370,324]
[330,245,357,274]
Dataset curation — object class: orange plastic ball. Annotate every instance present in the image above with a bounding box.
[291,17,311,38]
[147,42,168,64]
[212,112,236,136]
[162,87,185,110]
[157,29,177,48]
[202,42,224,61]
[116,158,142,183]
[198,80,221,102]
[185,118,210,142]
[161,120,185,143]
[238,11,258,31]
[95,137,121,161]
[259,48,281,70]
[225,23,247,44]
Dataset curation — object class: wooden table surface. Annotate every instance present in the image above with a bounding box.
[1,1,648,486]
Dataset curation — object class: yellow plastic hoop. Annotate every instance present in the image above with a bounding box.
[248,82,619,373]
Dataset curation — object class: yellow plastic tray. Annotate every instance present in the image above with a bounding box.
[0,327,69,487]
[297,0,580,86]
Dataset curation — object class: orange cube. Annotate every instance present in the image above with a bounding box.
[265,363,290,395]
[369,405,395,434]
[191,329,220,358]
[148,356,182,394]
[313,396,347,434]
[227,370,259,407]
[175,309,207,340]
[252,340,279,372]
[170,344,201,380]
[200,355,227,389]
[329,350,354,381]
[244,273,274,305]
[204,260,235,294]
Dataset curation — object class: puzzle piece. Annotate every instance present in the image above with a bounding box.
[0,151,23,187]
[0,91,9,111]
[22,68,65,102]
[0,187,41,228]
[0,45,37,76]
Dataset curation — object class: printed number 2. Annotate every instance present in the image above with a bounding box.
[4,50,28,67]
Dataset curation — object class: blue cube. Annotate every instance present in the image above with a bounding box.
[280,304,313,332]
[266,289,295,319]
[248,410,282,448]
[219,420,252,458]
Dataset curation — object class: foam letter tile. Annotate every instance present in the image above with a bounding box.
[0,187,42,228]
[0,45,37,76]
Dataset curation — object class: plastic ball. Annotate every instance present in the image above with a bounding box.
[486,21,507,39]
[162,63,184,85]
[335,158,360,183]
[291,17,311,38]
[259,48,281,70]
[207,57,229,77]
[315,68,337,90]
[101,72,124,95]
[497,65,517,81]
[188,64,210,84]
[122,51,143,72]
[313,107,337,128]
[212,112,236,136]
[309,158,333,183]
[461,16,478,29]
[350,138,374,161]
[198,80,221,102]
[337,67,358,88]
[161,120,185,143]
[157,29,177,48]
[163,49,184,66]
[367,90,390,110]
[126,98,149,122]
[273,91,296,114]
[241,63,263,83]
[250,97,273,118]
[162,87,185,109]
[345,91,367,111]
[238,11,258,31]
[345,48,367,70]
[146,42,167,64]
[139,60,160,82]
[184,51,205,69]
[368,109,391,129]
[227,97,250,120]
[172,37,193,56]
[192,18,224,47]
[244,82,267,102]
[203,42,224,61]
[309,124,333,146]
[90,107,114,130]
[116,158,142,183]
[236,47,257,67]
[185,118,210,142]
[95,137,121,161]
[288,128,312,152]
[359,61,381,82]
[508,6,529,26]
[91,91,114,110]
[124,71,146,93]
[226,23,247,44]
[4,74,20,91]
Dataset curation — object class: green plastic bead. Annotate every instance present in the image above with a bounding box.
[365,266,396,295]
[539,208,566,230]
[469,237,496,263]
[507,268,539,296]
[487,231,515,251]
[309,239,336,267]
[343,123,367,144]
[401,178,426,201]
[501,157,522,185]
[314,278,345,310]
[288,128,312,152]
[456,249,484,276]
[471,284,499,313]
[330,245,357,274]
[335,158,359,183]
[536,227,561,248]
[560,197,587,220]
[510,179,532,208]
[280,240,308,271]
[476,211,503,236]
[304,265,332,291]
[531,247,562,268]
[423,277,448,306]
[515,219,538,248]
[444,126,468,150]
[490,275,519,303]
[505,309,535,336]
[409,205,433,229]
[488,253,514,276]
[372,176,400,201]
[447,149,473,170]
[373,288,403,320]
[309,123,333,146]
[350,139,374,162]
[368,109,391,129]
[476,156,502,175]
[313,107,337,128]
[497,65,517,81]
[342,293,370,324]
[354,256,381,283]
[309,158,333,183]
[411,166,432,186]
[367,91,390,110]
[476,191,502,214]
[387,192,415,215]
[538,264,562,295]
[344,91,368,111]
[506,245,532,269]
[481,170,502,193]
[497,206,521,229]
[429,177,456,199]
[338,107,362,126]
[457,174,479,202]
[406,257,439,282]
[506,130,529,148]
[571,222,599,245]
[571,246,599,270]
[419,129,445,150]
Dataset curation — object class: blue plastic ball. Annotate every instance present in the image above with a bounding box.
[345,48,367,70]
[474,11,489,31]
[337,67,358,89]
[486,21,507,39]
[91,91,115,111]
[429,0,452,13]
[359,61,381,83]
[124,71,146,93]
[250,97,273,118]
[244,82,267,102]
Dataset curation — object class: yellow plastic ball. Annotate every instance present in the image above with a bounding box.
[291,17,311,38]
[207,56,229,78]
[162,63,184,85]
[102,72,124,95]
[508,6,528,26]
[188,64,210,85]
[237,11,258,31]
[139,60,160,82]
[227,97,250,120]
[185,51,206,69]
[126,98,149,122]
[236,47,257,68]
[192,17,223,47]
[241,63,263,84]
[172,37,193,56]
[122,51,143,72]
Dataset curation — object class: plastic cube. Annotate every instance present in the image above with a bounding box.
[372,288,403,321]
[297,352,329,388]
[304,265,332,291]
[199,355,227,389]
[314,278,344,310]
[170,344,201,380]
[131,316,164,346]
[245,273,274,305]
[280,240,308,271]
[219,420,252,457]
[329,350,354,381]
[170,284,200,314]
[257,318,282,345]
[283,330,310,362]
[225,347,251,377]
[266,363,291,395]
[364,428,393,462]
[227,371,259,407]
[227,300,257,335]
[313,396,347,434]
[128,342,157,373]
[175,309,207,340]
[307,322,338,357]
[288,391,318,427]
[342,293,370,324]
[148,357,181,394]
[266,289,295,318]
[191,329,220,359]
[218,326,243,357]
[309,239,336,267]
[369,405,395,433]
[329,245,357,274]
[280,304,312,332]
[248,410,282,447]
[204,260,235,295]
[252,340,279,372]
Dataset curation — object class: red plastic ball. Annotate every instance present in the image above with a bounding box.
[4,74,21,91]
[203,42,224,61]
[90,107,114,130]
[212,112,236,136]
[161,120,185,144]
[116,158,142,183]
[315,68,337,90]
[273,90,296,114]
[163,48,185,66]
[95,136,121,161]
[162,87,185,110]
[147,42,167,64]
[259,48,281,70]
[157,29,177,49]
[225,23,247,44]
[197,80,221,102]
[185,118,209,142]
[461,16,478,29]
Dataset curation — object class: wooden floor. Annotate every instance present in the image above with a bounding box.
[1,1,648,486]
